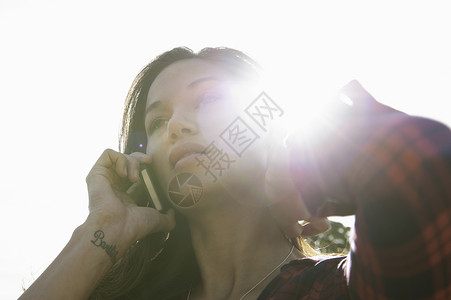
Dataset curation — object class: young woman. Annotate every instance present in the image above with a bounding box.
[20,47,451,299]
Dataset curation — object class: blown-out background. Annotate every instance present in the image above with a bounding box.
[1,1,451,298]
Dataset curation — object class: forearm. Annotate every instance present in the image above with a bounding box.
[20,222,116,300]
[19,149,176,299]
[288,79,451,298]
[349,117,451,296]
[290,111,451,298]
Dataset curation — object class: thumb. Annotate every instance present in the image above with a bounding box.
[300,217,330,237]
[129,208,176,241]
[339,80,402,115]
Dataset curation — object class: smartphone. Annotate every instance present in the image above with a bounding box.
[126,165,169,212]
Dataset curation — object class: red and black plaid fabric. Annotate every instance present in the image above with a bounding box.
[258,256,349,299]
[259,81,451,299]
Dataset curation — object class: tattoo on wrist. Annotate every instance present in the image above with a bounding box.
[90,230,118,264]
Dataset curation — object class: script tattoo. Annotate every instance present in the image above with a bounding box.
[90,230,118,264]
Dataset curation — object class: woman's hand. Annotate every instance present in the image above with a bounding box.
[84,149,175,260]
[267,80,397,236]
[288,80,407,218]
[20,149,176,300]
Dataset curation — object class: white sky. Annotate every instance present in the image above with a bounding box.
[1,1,450,298]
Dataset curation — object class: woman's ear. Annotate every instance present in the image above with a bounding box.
[269,192,330,238]
[269,192,312,237]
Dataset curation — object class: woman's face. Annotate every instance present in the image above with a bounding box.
[144,58,268,210]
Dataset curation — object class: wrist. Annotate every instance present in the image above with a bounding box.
[76,216,128,265]
[20,222,117,299]
[71,223,117,267]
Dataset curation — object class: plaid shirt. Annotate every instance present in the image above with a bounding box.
[261,81,451,299]
[258,256,349,299]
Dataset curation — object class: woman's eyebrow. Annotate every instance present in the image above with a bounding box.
[145,77,221,116]
[187,76,220,89]
[145,100,162,116]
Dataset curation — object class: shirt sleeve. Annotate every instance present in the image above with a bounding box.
[288,81,451,299]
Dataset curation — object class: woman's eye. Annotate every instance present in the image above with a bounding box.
[203,94,221,104]
[199,91,226,107]
[149,117,168,134]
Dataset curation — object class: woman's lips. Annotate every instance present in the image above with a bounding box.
[169,142,207,168]
[174,153,202,168]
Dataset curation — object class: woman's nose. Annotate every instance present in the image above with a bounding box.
[167,111,197,143]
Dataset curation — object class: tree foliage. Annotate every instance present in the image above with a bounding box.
[306,221,351,254]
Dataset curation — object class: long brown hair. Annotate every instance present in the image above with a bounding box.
[90,47,315,299]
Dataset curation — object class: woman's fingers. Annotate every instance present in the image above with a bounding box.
[125,152,152,183]
[91,149,152,175]
[121,206,176,241]
[136,208,176,238]
[84,149,174,253]
[299,218,330,237]
[86,149,154,216]
[87,150,152,188]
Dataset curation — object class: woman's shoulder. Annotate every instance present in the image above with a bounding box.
[258,256,350,299]
[282,255,347,279]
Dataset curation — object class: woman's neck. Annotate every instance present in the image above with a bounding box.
[186,199,302,300]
